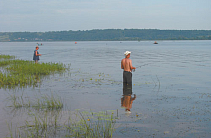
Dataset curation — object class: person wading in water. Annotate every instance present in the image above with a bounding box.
[33,46,42,63]
[121,51,136,114]
[121,51,136,85]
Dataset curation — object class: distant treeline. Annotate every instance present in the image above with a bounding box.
[0,29,211,42]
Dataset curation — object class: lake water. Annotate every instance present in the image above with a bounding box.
[0,40,211,137]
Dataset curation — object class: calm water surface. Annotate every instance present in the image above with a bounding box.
[0,40,211,137]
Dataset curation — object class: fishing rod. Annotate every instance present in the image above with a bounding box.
[132,63,149,72]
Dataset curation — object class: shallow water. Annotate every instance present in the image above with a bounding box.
[0,40,211,137]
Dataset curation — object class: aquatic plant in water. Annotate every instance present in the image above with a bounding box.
[65,110,116,138]
[0,55,67,88]
[0,72,37,88]
[7,92,63,110]
[35,94,63,110]
[6,60,66,75]
[0,54,15,60]
[7,110,116,138]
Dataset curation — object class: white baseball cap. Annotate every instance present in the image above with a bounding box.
[124,51,131,56]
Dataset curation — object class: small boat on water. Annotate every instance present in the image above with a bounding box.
[154,41,158,44]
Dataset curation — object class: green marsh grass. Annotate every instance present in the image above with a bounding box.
[0,55,67,88]
[7,110,116,138]
[65,110,116,138]
[0,54,15,60]
[36,94,63,110]
[0,72,37,88]
[0,60,14,66]
[7,92,63,110]
[7,60,66,75]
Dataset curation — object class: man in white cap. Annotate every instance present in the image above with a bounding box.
[121,51,136,84]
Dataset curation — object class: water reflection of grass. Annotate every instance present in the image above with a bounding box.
[0,54,67,88]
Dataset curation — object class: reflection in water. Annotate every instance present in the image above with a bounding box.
[34,75,40,87]
[121,83,136,113]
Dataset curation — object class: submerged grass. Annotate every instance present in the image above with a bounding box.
[0,55,67,88]
[65,110,116,138]
[7,110,116,138]
[7,92,63,110]
[36,94,63,110]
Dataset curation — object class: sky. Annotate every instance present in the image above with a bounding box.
[0,0,211,32]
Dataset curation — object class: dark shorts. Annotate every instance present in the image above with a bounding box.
[33,56,39,61]
[123,71,132,84]
[123,82,132,95]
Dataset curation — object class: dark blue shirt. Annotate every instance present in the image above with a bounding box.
[33,50,40,60]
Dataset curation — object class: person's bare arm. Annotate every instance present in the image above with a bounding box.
[35,51,38,56]
[121,59,124,69]
[35,51,41,56]
[129,60,136,70]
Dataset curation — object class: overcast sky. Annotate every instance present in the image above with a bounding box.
[0,0,211,32]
